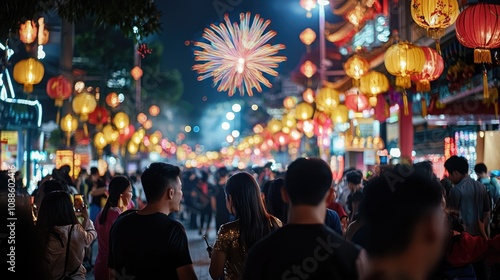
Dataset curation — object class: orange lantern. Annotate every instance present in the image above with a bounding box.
[345,90,370,112]
[410,47,444,92]
[149,105,160,116]
[137,113,148,124]
[344,52,370,87]
[294,102,314,120]
[131,66,143,81]
[283,96,297,110]
[299,28,317,47]
[106,92,120,108]
[37,17,50,45]
[300,60,317,78]
[315,87,340,114]
[19,20,37,44]
[300,0,317,18]
[46,75,72,123]
[13,58,44,93]
[411,0,459,53]
[302,88,315,103]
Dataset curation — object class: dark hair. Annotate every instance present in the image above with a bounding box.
[444,156,469,175]
[345,170,362,185]
[284,157,333,206]
[141,162,181,203]
[474,163,488,175]
[360,164,443,257]
[446,209,466,233]
[225,172,275,250]
[440,178,453,198]
[217,167,229,178]
[90,167,99,175]
[99,176,131,225]
[41,180,69,195]
[267,178,288,224]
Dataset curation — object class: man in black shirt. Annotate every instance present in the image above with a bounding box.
[345,170,364,222]
[108,162,197,280]
[243,157,368,280]
[212,167,231,231]
[86,167,107,222]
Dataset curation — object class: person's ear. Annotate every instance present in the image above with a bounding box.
[280,186,290,204]
[167,188,174,200]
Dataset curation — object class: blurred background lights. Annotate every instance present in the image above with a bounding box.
[185,125,192,133]
[226,112,235,120]
[232,103,241,112]
[193,126,200,133]
[221,122,230,130]
[251,104,258,111]
[231,130,240,138]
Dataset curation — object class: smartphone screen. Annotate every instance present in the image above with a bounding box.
[74,194,84,212]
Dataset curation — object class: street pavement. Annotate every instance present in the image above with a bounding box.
[85,221,215,280]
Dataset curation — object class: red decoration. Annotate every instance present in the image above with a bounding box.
[46,76,72,107]
[345,90,369,112]
[88,106,109,129]
[118,124,135,145]
[411,47,444,92]
[313,112,332,127]
[74,129,90,145]
[137,43,153,58]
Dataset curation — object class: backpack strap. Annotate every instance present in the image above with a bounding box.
[59,224,75,280]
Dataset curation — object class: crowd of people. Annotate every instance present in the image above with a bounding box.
[2,155,500,279]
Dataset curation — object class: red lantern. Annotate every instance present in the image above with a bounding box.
[88,106,109,130]
[313,112,332,127]
[410,47,444,92]
[455,3,500,99]
[345,90,369,112]
[47,76,72,107]
[118,124,136,145]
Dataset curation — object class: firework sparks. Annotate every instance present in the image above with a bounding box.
[193,12,287,97]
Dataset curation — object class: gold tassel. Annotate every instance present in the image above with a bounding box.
[483,69,489,99]
[475,49,492,64]
[396,76,411,90]
[403,90,409,116]
[436,40,441,56]
[66,131,71,147]
[421,98,427,117]
[84,122,89,137]
[416,81,431,92]
[384,99,390,117]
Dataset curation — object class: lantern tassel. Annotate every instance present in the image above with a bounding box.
[483,68,489,99]
[396,76,411,90]
[474,49,492,64]
[421,98,427,117]
[83,123,89,137]
[56,108,61,125]
[435,40,441,56]
[403,90,409,116]
[416,81,431,92]
[66,132,71,147]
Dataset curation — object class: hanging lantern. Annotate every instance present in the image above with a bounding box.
[46,75,72,123]
[149,105,160,116]
[94,132,108,157]
[384,42,425,115]
[300,60,317,78]
[299,28,317,48]
[302,88,315,103]
[13,58,44,93]
[131,66,143,81]
[455,3,500,99]
[300,0,317,18]
[72,91,97,136]
[282,113,297,128]
[345,89,370,112]
[118,124,135,145]
[19,20,37,44]
[344,51,370,87]
[137,112,148,124]
[331,105,349,124]
[102,124,120,143]
[60,114,78,147]
[283,96,298,110]
[315,87,340,114]
[88,106,109,130]
[359,71,389,96]
[113,112,130,131]
[346,2,366,28]
[37,17,50,45]
[106,92,120,108]
[410,47,444,92]
[410,0,460,53]
[294,102,314,120]
[267,119,283,134]
[128,141,139,155]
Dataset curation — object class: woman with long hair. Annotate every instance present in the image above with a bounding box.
[209,171,282,280]
[93,175,133,280]
[35,185,97,280]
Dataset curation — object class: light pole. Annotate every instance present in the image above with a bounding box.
[317,0,329,85]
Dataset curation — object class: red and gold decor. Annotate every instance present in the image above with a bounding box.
[410,0,459,53]
[88,106,109,130]
[72,91,97,136]
[455,3,500,98]
[13,58,44,93]
[46,75,72,123]
[410,47,444,92]
[384,42,425,115]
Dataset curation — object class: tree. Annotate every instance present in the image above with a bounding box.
[0,0,161,41]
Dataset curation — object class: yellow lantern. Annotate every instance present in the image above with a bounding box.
[113,112,130,131]
[127,142,139,155]
[13,58,44,93]
[344,52,370,87]
[149,105,160,116]
[283,96,297,110]
[315,87,340,114]
[282,113,297,128]
[299,28,317,48]
[60,114,78,147]
[294,102,314,120]
[359,71,389,95]
[19,20,37,44]
[72,92,97,121]
[331,105,349,124]
[267,119,282,133]
[410,0,459,53]
[102,124,119,143]
[384,42,425,115]
[94,132,108,157]
[302,88,315,103]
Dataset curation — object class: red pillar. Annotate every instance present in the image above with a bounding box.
[399,102,413,162]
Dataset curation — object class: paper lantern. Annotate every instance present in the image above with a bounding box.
[331,105,349,124]
[294,102,314,120]
[72,92,97,121]
[410,47,444,92]
[94,132,108,150]
[384,42,425,89]
[345,90,370,112]
[359,71,389,95]
[47,76,72,106]
[300,0,317,17]
[299,28,316,46]
[88,106,109,130]
[315,87,340,114]
[282,113,297,128]
[113,112,130,131]
[37,17,50,45]
[13,58,44,93]
[283,96,297,109]
[19,20,37,44]
[137,113,148,124]
[128,142,139,155]
[300,60,317,78]
[302,88,315,103]
[455,3,500,98]
[106,92,120,108]
[149,105,160,116]
[411,0,459,52]
[60,114,78,147]
[344,53,370,86]
[131,66,143,81]
[267,119,283,134]
[102,124,119,143]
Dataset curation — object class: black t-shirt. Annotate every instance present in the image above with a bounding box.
[214,183,230,227]
[108,211,193,280]
[86,178,106,206]
[243,224,361,280]
[347,189,364,213]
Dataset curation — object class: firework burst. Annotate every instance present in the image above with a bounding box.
[193,12,287,97]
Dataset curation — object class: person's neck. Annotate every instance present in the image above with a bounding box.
[138,202,171,216]
[352,184,362,192]
[479,174,489,179]
[369,254,428,280]
[287,204,326,225]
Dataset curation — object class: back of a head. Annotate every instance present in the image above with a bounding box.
[90,167,99,176]
[141,162,181,203]
[216,167,229,180]
[225,172,264,217]
[361,165,443,258]
[474,163,487,175]
[444,156,469,175]
[41,180,69,195]
[285,157,333,206]
[345,170,362,185]
[37,191,77,228]
[267,178,287,223]
[108,175,131,205]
